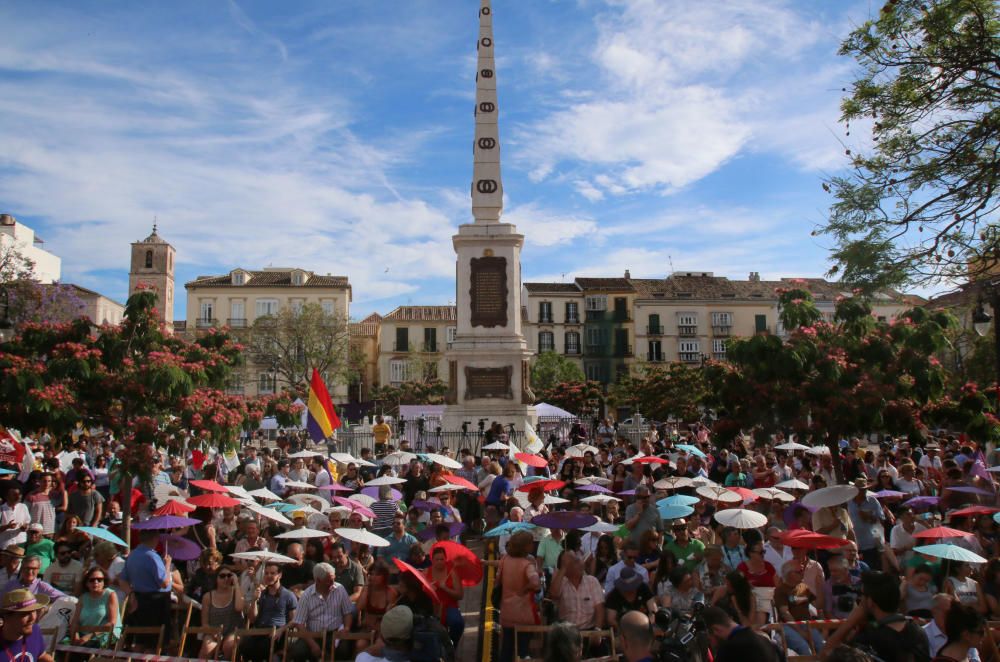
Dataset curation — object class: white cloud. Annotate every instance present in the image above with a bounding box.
[503,203,598,247]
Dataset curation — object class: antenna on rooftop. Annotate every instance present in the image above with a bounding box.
[667,255,676,277]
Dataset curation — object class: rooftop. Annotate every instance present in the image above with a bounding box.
[185,269,350,290]
[383,305,457,322]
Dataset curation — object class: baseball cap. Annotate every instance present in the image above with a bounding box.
[380,605,413,641]
[28,523,44,533]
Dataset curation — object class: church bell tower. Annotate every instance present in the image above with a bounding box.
[128,223,176,332]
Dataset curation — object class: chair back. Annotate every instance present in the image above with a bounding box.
[282,627,328,661]
[232,627,276,662]
[178,624,225,659]
[115,625,166,656]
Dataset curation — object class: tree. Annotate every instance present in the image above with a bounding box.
[609,361,709,423]
[534,380,603,417]
[244,303,352,391]
[530,351,586,393]
[370,379,448,407]
[820,0,1000,292]
[9,282,87,327]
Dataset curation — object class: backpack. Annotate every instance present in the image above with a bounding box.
[410,613,455,662]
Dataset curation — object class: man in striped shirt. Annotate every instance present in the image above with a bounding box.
[370,485,401,537]
[287,562,353,661]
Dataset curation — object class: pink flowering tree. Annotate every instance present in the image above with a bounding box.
[0,291,258,540]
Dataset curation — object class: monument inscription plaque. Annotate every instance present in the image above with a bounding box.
[465,366,513,400]
[469,256,508,328]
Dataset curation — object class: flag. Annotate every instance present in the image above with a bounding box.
[0,429,25,466]
[307,368,341,443]
[523,421,543,454]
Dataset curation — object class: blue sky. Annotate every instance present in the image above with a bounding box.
[1,0,881,319]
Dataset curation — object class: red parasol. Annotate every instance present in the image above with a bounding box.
[779,529,852,550]
[392,557,440,603]
[431,540,484,586]
[913,526,972,540]
[514,453,548,468]
[188,479,228,493]
[187,493,242,509]
[440,475,478,491]
[634,456,670,465]
[154,500,195,516]
[948,506,1000,518]
[726,487,758,501]
[516,479,566,493]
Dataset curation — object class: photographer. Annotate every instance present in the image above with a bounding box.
[822,571,929,662]
[703,606,780,662]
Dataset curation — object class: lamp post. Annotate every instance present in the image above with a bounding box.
[0,288,12,341]
[972,283,1000,389]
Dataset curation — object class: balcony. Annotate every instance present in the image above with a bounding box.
[538,315,554,324]
[647,325,664,335]
[196,318,218,329]
[565,315,581,325]
[713,352,727,361]
[679,352,702,363]
[228,318,248,328]
[647,352,664,362]
[678,325,698,337]
[613,311,631,323]
[392,342,410,352]
[422,343,439,353]
[564,346,581,356]
[712,325,731,337]
[613,345,633,358]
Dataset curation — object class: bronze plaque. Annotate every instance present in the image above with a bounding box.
[470,256,508,328]
[465,366,513,400]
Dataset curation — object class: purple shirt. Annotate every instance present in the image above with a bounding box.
[0,622,46,662]
[1,577,66,601]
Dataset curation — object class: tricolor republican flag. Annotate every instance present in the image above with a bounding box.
[306,368,341,444]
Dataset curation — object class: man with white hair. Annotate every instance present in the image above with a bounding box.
[288,562,353,662]
[774,560,823,655]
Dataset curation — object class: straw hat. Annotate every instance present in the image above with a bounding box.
[0,588,50,613]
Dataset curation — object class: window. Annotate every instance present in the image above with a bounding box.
[321,300,334,315]
[199,301,214,322]
[755,314,768,333]
[424,327,437,352]
[586,327,606,347]
[538,331,555,352]
[711,312,733,326]
[232,271,245,286]
[713,338,727,353]
[258,373,276,394]
[648,340,663,361]
[565,331,580,355]
[292,271,305,285]
[290,299,305,314]
[565,302,579,323]
[395,327,409,352]
[389,359,409,384]
[677,313,697,327]
[538,302,553,323]
[230,301,245,326]
[648,314,662,334]
[614,329,630,356]
[585,295,607,311]
[585,363,605,382]
[613,297,628,321]
[446,326,456,344]
[144,250,153,268]
[255,298,278,317]
[679,340,701,353]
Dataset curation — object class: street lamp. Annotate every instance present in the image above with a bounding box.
[973,298,993,336]
[971,284,1000,390]
[0,288,12,340]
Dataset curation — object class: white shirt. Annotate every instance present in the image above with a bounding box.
[602,560,650,594]
[924,619,981,661]
[0,502,30,548]
[889,521,926,559]
[764,542,792,572]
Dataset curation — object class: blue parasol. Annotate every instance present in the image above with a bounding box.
[657,504,695,520]
[483,521,537,537]
[675,444,707,459]
[658,494,700,508]
[77,526,128,547]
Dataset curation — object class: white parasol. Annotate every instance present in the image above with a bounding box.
[275,527,330,540]
[802,485,859,509]
[806,445,831,456]
[483,441,510,451]
[287,494,328,511]
[753,487,795,503]
[581,521,621,534]
[565,443,599,458]
[696,485,741,503]
[231,551,297,564]
[365,475,407,487]
[285,504,322,517]
[225,485,252,500]
[284,480,315,490]
[580,494,621,504]
[288,450,325,458]
[429,484,466,493]
[714,508,768,529]
[348,494,376,507]
[425,453,462,469]
[335,527,390,548]
[775,479,810,491]
[575,477,613,487]
[382,451,417,466]
[248,488,282,501]
[244,502,293,526]
[775,442,810,451]
[330,452,376,467]
[654,476,694,490]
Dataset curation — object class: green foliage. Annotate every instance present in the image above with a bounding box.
[530,351,586,393]
[609,362,708,423]
[535,380,603,416]
[820,0,1000,292]
[370,379,448,407]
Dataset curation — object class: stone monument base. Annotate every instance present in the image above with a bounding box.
[440,403,538,436]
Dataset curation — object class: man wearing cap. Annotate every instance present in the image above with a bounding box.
[0,546,24,586]
[24,525,54,574]
[847,478,884,569]
[605,567,653,631]
[356,605,413,662]
[624,486,661,544]
[664,519,705,571]
[0,588,54,662]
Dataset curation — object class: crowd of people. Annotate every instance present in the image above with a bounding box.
[1,418,999,662]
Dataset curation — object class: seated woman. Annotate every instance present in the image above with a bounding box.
[357,561,397,652]
[66,566,120,652]
[658,566,704,615]
[199,565,246,660]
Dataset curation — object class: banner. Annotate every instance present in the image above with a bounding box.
[0,430,25,466]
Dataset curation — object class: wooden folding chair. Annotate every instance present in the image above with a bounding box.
[61,625,116,662]
[178,625,225,659]
[332,631,376,661]
[282,627,328,661]
[581,628,616,662]
[40,627,60,654]
[231,626,276,662]
[115,625,165,655]
[514,624,553,662]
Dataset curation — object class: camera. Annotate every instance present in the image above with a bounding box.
[654,602,708,662]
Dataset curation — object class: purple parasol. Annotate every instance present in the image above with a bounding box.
[947,486,995,496]
[317,483,355,492]
[410,500,440,512]
[530,511,598,530]
[362,486,402,501]
[159,535,202,561]
[903,496,941,509]
[872,490,907,499]
[132,515,202,530]
[576,484,612,494]
[617,489,637,496]
[416,521,466,541]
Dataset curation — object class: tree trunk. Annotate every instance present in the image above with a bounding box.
[120,471,132,547]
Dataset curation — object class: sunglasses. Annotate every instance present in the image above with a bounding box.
[217,573,234,579]
[88,577,106,583]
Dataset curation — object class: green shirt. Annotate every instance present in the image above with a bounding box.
[538,536,564,570]
[26,538,55,573]
[664,539,705,570]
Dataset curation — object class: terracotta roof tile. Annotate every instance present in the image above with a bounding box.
[186,270,350,289]
[383,306,457,322]
[575,277,635,292]
[523,282,581,294]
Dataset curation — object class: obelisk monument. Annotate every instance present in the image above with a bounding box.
[441,0,537,433]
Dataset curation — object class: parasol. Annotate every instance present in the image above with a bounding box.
[775,442,810,451]
[514,453,548,468]
[544,495,570,505]
[275,528,331,540]
[132,515,202,530]
[775,479,810,491]
[244,502,293,525]
[441,475,479,491]
[366,475,408,487]
[581,521,620,534]
[912,544,987,563]
[714,508,768,529]
[382,451,417,466]
[482,442,510,451]
[779,529,851,549]
[225,485,252,500]
[329,452,375,467]
[530,511,598,530]
[946,485,994,496]
[77,526,128,547]
[429,484,467,493]
[654,477,694,490]
[483,521,537,537]
[565,443,599,458]
[806,446,831,456]
[248,488,282,501]
[633,456,670,465]
[579,494,620,504]
[726,487,758,502]
[657,505,695,520]
[187,493,243,509]
[188,479,228,493]
[575,477,612,486]
[416,522,466,541]
[287,450,324,458]
[516,479,566,493]
[801,485,858,509]
[317,483,355,493]
[154,500,195,516]
[362,486,402,501]
[160,534,201,561]
[332,497,375,519]
[392,557,440,602]
[872,490,907,499]
[674,444,707,458]
[903,496,941,509]
[425,453,462,469]
[696,485,741,504]
[658,494,700,507]
[410,499,440,512]
[335,527,390,548]
[950,506,999,518]
[231,550,297,564]
[912,526,972,540]
[348,494,376,507]
[431,540,483,586]
[617,489,637,497]
[284,480,315,490]
[752,487,794,503]
[576,484,613,494]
